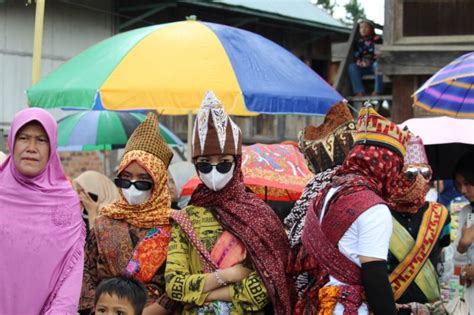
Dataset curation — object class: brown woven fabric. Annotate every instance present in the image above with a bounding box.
[302,102,354,141]
[192,91,242,158]
[298,102,356,174]
[124,112,173,167]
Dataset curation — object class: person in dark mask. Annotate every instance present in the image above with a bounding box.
[79,112,179,314]
[165,91,295,314]
[387,135,450,314]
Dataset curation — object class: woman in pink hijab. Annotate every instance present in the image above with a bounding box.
[0,108,86,314]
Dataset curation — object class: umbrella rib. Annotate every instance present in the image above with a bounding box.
[455,81,473,117]
[430,80,453,110]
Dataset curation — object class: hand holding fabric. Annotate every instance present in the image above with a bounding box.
[222,264,252,283]
[222,263,253,283]
[78,190,99,215]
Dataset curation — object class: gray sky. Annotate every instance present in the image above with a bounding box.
[332,0,385,25]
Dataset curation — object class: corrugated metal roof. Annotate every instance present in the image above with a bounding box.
[210,0,349,32]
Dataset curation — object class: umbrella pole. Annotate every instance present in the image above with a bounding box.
[32,0,46,85]
[187,111,193,162]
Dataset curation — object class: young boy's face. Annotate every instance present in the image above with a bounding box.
[95,293,135,315]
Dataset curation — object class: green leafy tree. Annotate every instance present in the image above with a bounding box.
[343,0,366,25]
[314,0,336,15]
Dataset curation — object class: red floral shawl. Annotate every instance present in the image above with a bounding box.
[299,145,403,314]
[302,145,403,284]
[191,157,296,314]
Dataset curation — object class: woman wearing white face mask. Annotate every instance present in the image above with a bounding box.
[79,113,180,315]
[195,154,235,192]
[165,91,295,314]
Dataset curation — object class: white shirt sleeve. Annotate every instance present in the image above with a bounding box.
[454,205,471,265]
[355,204,393,260]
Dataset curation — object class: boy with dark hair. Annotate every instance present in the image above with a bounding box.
[94,277,147,315]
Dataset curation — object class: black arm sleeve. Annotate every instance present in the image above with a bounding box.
[361,260,396,315]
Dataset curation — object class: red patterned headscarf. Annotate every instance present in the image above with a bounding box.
[326,144,404,207]
[387,165,431,213]
[388,135,431,213]
[191,157,295,315]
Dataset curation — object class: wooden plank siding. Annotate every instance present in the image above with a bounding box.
[379,0,474,120]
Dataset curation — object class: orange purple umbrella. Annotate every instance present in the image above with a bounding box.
[413,51,474,118]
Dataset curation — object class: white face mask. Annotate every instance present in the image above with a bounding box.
[199,163,235,192]
[121,185,151,205]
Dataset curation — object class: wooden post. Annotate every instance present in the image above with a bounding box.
[391,75,415,123]
[32,0,46,85]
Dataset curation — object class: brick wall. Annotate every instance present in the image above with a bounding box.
[60,151,104,179]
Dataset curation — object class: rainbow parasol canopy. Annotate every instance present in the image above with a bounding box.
[27,21,343,116]
[57,111,183,151]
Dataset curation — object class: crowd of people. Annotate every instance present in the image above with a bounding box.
[0,90,473,315]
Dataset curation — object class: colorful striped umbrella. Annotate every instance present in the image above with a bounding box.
[27,20,342,116]
[413,51,474,118]
[181,144,313,201]
[57,111,184,151]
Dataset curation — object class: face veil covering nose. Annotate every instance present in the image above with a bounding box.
[199,163,235,192]
[122,185,151,205]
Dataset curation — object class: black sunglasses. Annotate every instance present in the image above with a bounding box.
[88,192,99,202]
[195,161,233,174]
[405,167,432,181]
[114,178,153,191]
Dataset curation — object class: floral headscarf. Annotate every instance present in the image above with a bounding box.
[101,150,171,228]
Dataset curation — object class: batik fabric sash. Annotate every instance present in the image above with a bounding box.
[389,202,448,302]
[95,216,171,283]
[125,225,171,283]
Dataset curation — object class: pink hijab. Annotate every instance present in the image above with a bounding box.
[0,108,85,314]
